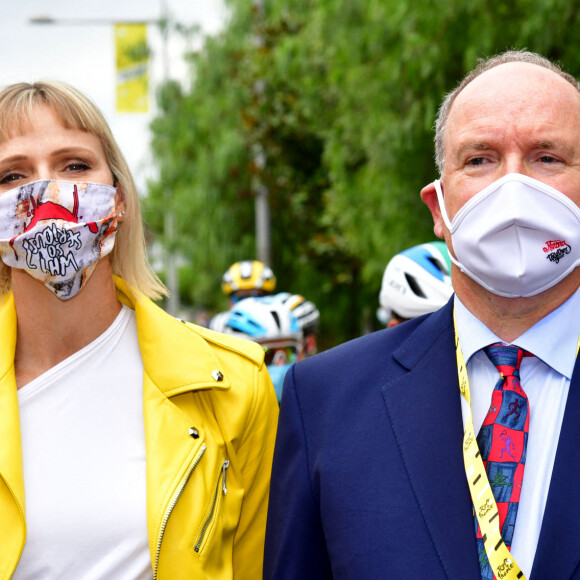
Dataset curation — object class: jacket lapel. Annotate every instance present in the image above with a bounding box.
[381,302,481,579]
[120,282,232,397]
[530,354,580,579]
[142,372,207,565]
[114,278,232,567]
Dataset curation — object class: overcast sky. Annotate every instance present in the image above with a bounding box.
[0,0,226,190]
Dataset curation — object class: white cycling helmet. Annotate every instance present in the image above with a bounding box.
[270,292,320,334]
[379,241,453,320]
[208,310,231,333]
[224,296,303,344]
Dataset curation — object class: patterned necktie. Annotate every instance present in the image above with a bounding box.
[475,343,530,579]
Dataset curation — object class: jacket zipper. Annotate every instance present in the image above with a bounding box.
[153,444,207,579]
[193,459,230,554]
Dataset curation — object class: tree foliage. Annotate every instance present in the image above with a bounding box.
[145,0,580,349]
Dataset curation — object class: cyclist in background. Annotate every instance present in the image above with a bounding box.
[210,260,276,332]
[222,260,276,306]
[378,241,453,327]
[269,292,320,357]
[224,296,304,402]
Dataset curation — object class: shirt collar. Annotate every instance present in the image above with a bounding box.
[454,288,580,379]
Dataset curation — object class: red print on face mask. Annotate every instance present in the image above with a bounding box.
[23,184,98,233]
[10,184,99,254]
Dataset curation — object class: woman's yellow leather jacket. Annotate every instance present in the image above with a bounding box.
[0,278,278,579]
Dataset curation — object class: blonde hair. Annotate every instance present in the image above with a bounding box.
[0,80,167,299]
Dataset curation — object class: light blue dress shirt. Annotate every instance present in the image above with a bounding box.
[454,288,580,578]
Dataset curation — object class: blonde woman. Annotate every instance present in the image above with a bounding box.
[0,81,278,580]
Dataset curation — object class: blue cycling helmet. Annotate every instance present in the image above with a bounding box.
[379,241,453,319]
[224,296,302,343]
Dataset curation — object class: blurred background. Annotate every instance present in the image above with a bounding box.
[3,0,579,350]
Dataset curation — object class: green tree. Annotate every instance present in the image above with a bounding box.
[147,9,257,312]
[146,0,580,349]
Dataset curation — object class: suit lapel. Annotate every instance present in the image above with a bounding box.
[530,354,580,579]
[381,303,481,579]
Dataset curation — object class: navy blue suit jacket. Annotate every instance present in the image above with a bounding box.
[264,300,580,579]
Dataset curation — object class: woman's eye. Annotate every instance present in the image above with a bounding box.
[0,172,22,184]
[65,162,91,172]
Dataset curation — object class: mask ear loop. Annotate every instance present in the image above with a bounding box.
[434,179,454,231]
[433,179,469,276]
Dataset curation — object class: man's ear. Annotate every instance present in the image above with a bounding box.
[421,181,445,239]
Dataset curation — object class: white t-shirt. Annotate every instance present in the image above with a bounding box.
[13,305,152,580]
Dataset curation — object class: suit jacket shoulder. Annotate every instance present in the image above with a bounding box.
[266,300,483,580]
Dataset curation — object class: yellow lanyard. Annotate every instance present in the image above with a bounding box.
[455,310,580,580]
[454,316,526,580]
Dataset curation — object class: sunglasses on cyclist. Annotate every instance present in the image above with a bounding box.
[264,345,299,366]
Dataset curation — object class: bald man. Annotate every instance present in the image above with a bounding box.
[265,51,580,580]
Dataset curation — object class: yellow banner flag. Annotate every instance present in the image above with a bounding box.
[115,23,149,113]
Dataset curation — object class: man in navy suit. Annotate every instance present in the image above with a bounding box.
[265,50,580,579]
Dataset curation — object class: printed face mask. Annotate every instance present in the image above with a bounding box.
[434,173,580,298]
[0,179,119,300]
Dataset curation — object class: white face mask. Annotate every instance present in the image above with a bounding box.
[434,173,580,298]
[0,179,119,300]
